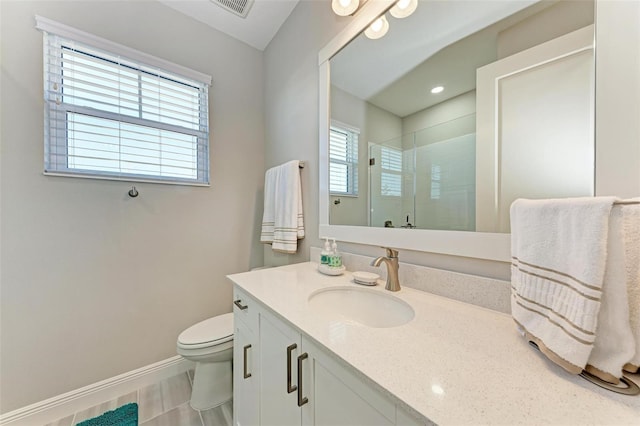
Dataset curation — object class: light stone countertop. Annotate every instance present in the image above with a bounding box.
[227,262,640,425]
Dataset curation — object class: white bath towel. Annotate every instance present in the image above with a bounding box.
[585,202,636,383]
[260,160,304,254]
[510,197,617,375]
[621,199,640,373]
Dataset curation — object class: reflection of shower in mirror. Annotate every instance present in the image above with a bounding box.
[369,115,476,231]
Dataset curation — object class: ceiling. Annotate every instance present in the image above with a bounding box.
[330,0,541,118]
[156,0,300,51]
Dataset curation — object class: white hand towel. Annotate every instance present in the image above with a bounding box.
[585,202,635,384]
[622,200,640,373]
[510,197,616,375]
[260,160,304,254]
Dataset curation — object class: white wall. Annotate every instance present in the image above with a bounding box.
[0,0,265,413]
[264,0,640,278]
[329,86,368,227]
[497,0,594,59]
[403,91,476,135]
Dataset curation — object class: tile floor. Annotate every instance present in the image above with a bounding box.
[44,370,232,426]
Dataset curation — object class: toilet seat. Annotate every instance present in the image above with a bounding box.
[177,313,233,350]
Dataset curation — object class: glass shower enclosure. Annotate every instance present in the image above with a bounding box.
[368,113,476,231]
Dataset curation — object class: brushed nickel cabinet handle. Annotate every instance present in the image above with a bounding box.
[234,299,248,310]
[297,352,309,407]
[287,343,298,393]
[243,344,252,379]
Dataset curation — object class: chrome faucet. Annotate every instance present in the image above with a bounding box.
[371,248,401,292]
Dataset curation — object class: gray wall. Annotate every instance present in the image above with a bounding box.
[329,85,402,227]
[262,0,349,267]
[0,0,265,412]
[497,0,594,59]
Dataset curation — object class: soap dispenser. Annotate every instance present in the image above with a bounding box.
[329,238,343,268]
[320,237,331,265]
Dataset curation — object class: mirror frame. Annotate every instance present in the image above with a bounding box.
[319,0,511,262]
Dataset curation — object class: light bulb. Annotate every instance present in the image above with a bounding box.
[431,384,445,395]
[364,15,389,40]
[390,0,418,19]
[332,0,359,16]
[431,86,444,94]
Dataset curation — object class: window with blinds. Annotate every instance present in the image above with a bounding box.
[431,164,442,199]
[42,30,210,185]
[329,123,359,196]
[380,146,402,197]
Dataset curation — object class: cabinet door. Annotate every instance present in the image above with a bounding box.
[233,322,259,426]
[303,337,395,426]
[260,310,304,426]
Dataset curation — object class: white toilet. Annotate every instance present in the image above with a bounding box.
[177,313,234,411]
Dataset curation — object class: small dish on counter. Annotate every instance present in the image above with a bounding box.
[317,264,345,276]
[352,271,379,286]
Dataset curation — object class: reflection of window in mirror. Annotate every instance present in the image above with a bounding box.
[329,121,359,196]
[380,146,402,197]
[430,164,441,200]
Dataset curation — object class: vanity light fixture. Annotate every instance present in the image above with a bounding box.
[364,15,389,39]
[362,0,418,40]
[332,0,360,16]
[431,86,444,94]
[390,0,418,18]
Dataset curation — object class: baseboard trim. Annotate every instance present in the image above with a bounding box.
[0,355,193,426]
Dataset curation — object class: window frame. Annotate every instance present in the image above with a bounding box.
[329,120,359,197]
[379,145,403,197]
[37,16,212,186]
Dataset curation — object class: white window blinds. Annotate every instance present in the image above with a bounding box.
[329,122,359,196]
[431,164,441,199]
[380,146,402,197]
[39,18,211,185]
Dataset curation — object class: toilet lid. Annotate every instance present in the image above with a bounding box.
[178,313,233,346]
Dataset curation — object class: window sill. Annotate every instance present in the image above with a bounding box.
[43,171,210,187]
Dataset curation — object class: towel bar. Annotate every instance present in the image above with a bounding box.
[529,340,640,396]
[579,370,640,396]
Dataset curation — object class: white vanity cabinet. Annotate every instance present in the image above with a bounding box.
[232,284,424,426]
[233,288,260,426]
[258,308,306,425]
[230,263,640,424]
[302,335,397,426]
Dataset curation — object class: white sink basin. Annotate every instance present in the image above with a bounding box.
[308,286,415,328]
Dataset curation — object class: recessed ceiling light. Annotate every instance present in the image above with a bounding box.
[431,86,444,94]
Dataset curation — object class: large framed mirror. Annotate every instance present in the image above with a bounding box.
[319,0,596,261]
